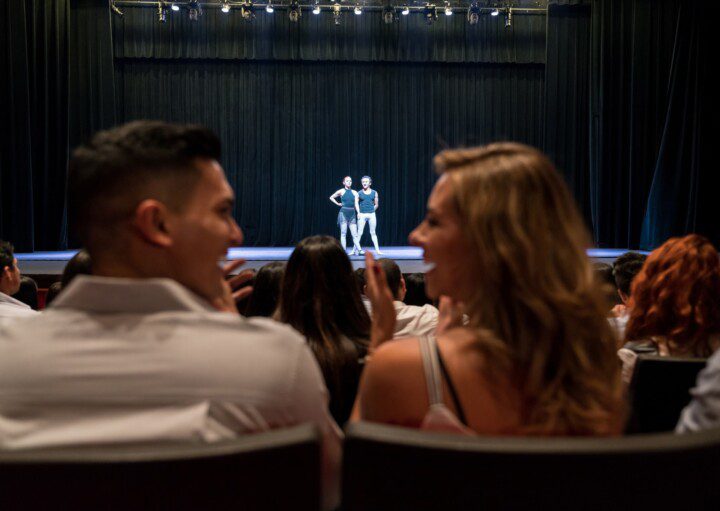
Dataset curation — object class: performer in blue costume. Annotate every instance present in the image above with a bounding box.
[356,175,383,254]
[329,176,363,255]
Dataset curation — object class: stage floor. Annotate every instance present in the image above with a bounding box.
[17,247,644,276]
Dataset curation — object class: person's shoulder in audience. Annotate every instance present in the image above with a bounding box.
[677,347,720,433]
[0,240,38,319]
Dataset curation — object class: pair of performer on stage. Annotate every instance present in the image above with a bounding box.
[329,176,382,255]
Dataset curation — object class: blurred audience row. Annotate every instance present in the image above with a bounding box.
[1,121,718,509]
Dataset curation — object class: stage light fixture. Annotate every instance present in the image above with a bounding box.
[188,0,202,20]
[423,4,438,25]
[110,0,123,16]
[444,2,452,16]
[505,8,512,27]
[313,2,321,14]
[241,1,255,19]
[171,3,180,11]
[288,0,301,22]
[221,2,231,13]
[333,2,342,24]
[467,2,479,24]
[401,5,410,15]
[354,4,362,15]
[490,8,499,16]
[157,1,168,22]
[382,4,395,23]
[266,2,274,13]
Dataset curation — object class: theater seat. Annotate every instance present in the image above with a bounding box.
[343,421,720,511]
[626,354,707,434]
[0,424,320,511]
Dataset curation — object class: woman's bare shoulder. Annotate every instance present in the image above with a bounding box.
[358,337,427,424]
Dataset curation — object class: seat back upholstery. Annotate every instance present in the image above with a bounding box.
[626,355,707,433]
[0,424,320,511]
[343,422,720,511]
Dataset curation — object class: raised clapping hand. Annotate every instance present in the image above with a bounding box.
[211,259,255,314]
[364,251,396,351]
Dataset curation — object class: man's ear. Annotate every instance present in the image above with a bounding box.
[133,199,173,248]
[399,276,407,301]
[618,289,629,304]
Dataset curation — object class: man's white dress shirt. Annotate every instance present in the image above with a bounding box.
[0,276,341,509]
[0,292,38,319]
[393,301,439,339]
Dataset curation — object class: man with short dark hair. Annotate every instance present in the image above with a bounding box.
[0,240,38,318]
[609,251,647,340]
[0,121,340,509]
[612,251,647,305]
[373,258,438,338]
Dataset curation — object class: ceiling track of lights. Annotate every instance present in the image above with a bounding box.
[114,1,546,17]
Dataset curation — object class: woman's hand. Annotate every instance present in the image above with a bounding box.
[364,252,396,351]
[211,259,255,314]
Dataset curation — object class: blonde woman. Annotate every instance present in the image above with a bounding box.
[356,143,623,436]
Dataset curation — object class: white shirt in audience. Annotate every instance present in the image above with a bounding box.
[0,275,341,510]
[393,301,439,339]
[0,292,38,319]
[365,299,439,339]
[677,348,720,433]
[608,311,629,343]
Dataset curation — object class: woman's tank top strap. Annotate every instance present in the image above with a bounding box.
[436,343,469,426]
[419,335,444,406]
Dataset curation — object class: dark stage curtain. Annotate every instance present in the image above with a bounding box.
[639,2,715,248]
[588,0,714,249]
[113,8,546,64]
[69,0,117,151]
[543,3,592,225]
[116,59,544,246]
[0,0,69,251]
[113,6,546,246]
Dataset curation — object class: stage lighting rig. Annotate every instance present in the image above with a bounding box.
[313,1,321,14]
[382,4,396,23]
[467,2,479,24]
[423,4,438,25]
[505,8,512,27]
[241,1,255,20]
[221,2,231,13]
[289,0,302,22]
[110,0,123,16]
[266,2,274,13]
[171,3,180,11]
[354,4,362,15]
[157,1,167,22]
[333,2,342,25]
[444,2,452,16]
[188,0,202,20]
[401,5,410,15]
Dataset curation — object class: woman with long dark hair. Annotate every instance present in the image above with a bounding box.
[277,235,370,425]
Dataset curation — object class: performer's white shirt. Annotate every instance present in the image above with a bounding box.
[0,275,341,510]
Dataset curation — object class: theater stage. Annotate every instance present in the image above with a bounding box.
[17,247,642,278]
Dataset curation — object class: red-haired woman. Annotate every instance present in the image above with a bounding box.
[619,234,720,384]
